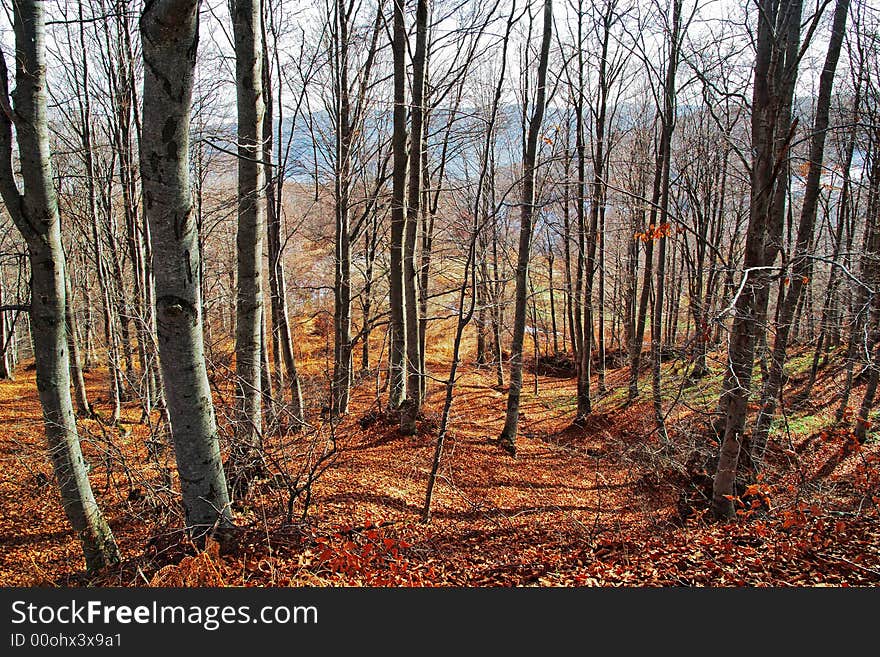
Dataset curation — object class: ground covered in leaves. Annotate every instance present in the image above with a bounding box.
[1,344,879,587]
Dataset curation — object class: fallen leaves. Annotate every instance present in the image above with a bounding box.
[1,350,878,588]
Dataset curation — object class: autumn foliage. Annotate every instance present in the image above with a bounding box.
[1,337,879,587]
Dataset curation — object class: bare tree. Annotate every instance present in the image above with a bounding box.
[712,0,805,519]
[0,0,119,571]
[400,0,429,435]
[649,0,684,443]
[329,0,383,417]
[423,0,516,519]
[498,0,553,455]
[750,0,850,463]
[140,0,232,535]
[262,0,306,425]
[389,0,408,410]
[229,0,266,489]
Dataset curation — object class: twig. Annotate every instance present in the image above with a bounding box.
[818,553,880,578]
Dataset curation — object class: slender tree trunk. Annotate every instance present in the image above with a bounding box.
[104,219,135,384]
[110,9,152,403]
[624,199,639,383]
[73,10,123,423]
[590,0,615,396]
[597,201,606,391]
[231,0,266,470]
[332,0,353,417]
[530,275,540,394]
[420,101,448,404]
[650,0,682,443]
[489,154,504,387]
[750,0,849,466]
[401,0,429,435]
[140,0,232,535]
[629,218,654,401]
[476,271,488,364]
[805,159,851,397]
[572,0,592,420]
[836,212,876,423]
[361,207,379,371]
[65,276,92,416]
[712,0,803,519]
[852,130,880,439]
[260,309,274,421]
[0,281,11,380]
[548,240,558,354]
[855,321,880,442]
[261,19,304,426]
[562,145,574,362]
[389,0,408,410]
[424,3,513,518]
[498,0,553,454]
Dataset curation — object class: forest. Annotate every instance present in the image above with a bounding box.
[0,0,879,587]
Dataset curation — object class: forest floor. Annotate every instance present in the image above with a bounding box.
[1,340,879,587]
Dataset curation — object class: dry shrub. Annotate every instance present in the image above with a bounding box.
[149,539,227,587]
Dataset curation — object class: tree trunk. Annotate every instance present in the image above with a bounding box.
[573,1,591,420]
[260,309,275,422]
[401,0,429,435]
[262,21,304,427]
[109,1,152,405]
[489,153,504,387]
[0,0,119,571]
[498,0,553,454]
[476,269,488,364]
[629,215,653,402]
[231,0,265,471]
[331,0,353,417]
[389,0,408,410]
[804,141,853,397]
[590,0,615,397]
[548,241,558,354]
[855,325,880,443]
[0,280,12,380]
[73,9,123,424]
[65,276,92,416]
[750,0,849,466]
[423,2,513,519]
[650,0,682,443]
[852,128,880,439]
[361,207,379,372]
[140,0,232,535]
[712,0,804,519]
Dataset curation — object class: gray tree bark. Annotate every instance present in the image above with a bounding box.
[65,276,92,417]
[400,0,429,435]
[231,0,265,472]
[498,0,553,455]
[72,8,123,424]
[261,13,304,427]
[712,0,804,519]
[329,1,381,417]
[750,0,849,463]
[853,127,880,442]
[140,0,232,535]
[649,0,682,443]
[389,0,408,410]
[0,0,119,571]
[0,280,12,380]
[572,0,591,420]
[331,0,353,417]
